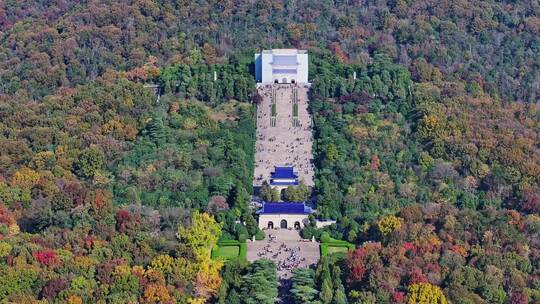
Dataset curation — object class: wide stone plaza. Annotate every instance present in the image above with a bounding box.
[253,84,315,187]
[246,229,320,279]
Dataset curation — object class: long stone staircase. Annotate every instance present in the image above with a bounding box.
[253,84,314,187]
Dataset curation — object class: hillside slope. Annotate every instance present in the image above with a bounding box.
[1,0,538,101]
[0,1,538,303]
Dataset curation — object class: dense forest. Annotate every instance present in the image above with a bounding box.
[0,0,538,303]
[0,0,539,102]
[309,53,538,222]
[0,69,261,302]
[302,53,539,303]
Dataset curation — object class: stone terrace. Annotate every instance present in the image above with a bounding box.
[246,229,320,279]
[253,84,314,187]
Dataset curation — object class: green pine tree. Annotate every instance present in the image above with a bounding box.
[320,277,334,304]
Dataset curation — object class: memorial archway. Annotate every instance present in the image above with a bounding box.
[280,219,288,229]
[267,221,274,229]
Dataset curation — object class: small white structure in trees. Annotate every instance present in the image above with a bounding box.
[254,49,309,84]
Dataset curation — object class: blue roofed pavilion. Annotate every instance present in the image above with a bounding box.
[270,166,298,186]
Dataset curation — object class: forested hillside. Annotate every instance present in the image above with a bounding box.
[309,53,539,221]
[0,68,259,302]
[0,0,538,101]
[301,54,540,303]
[0,0,538,303]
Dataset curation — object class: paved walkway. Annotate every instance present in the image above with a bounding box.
[246,229,320,279]
[253,84,315,186]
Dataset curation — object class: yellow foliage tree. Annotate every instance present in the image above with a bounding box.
[406,282,447,304]
[0,242,12,257]
[31,151,55,170]
[418,114,447,144]
[377,215,403,236]
[143,284,174,304]
[193,258,224,300]
[101,119,124,136]
[176,211,221,261]
[176,212,224,300]
[150,254,175,274]
[12,167,40,188]
[132,265,145,277]
[348,125,369,140]
[67,295,83,304]
[172,257,198,286]
[9,223,20,235]
[145,269,166,285]
[188,297,206,304]
[114,264,132,276]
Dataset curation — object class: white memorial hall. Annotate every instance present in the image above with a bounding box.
[254,49,309,84]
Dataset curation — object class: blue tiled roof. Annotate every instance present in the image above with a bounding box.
[271,166,298,179]
[256,202,314,214]
[272,55,298,65]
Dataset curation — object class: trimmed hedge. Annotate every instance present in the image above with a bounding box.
[239,242,247,259]
[211,240,247,261]
[217,240,243,246]
[320,242,355,256]
[320,232,355,256]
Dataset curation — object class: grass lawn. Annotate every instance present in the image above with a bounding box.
[327,246,349,255]
[214,245,240,259]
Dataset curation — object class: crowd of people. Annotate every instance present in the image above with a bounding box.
[256,234,306,272]
[253,84,315,186]
[277,246,305,271]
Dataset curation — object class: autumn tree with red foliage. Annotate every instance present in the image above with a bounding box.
[34,250,59,267]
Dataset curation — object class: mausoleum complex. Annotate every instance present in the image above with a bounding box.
[253,49,316,230]
[248,50,329,279]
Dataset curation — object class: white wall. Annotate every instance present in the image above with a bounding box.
[271,178,297,184]
[258,214,309,230]
[315,220,336,229]
[261,52,274,83]
[296,53,309,83]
